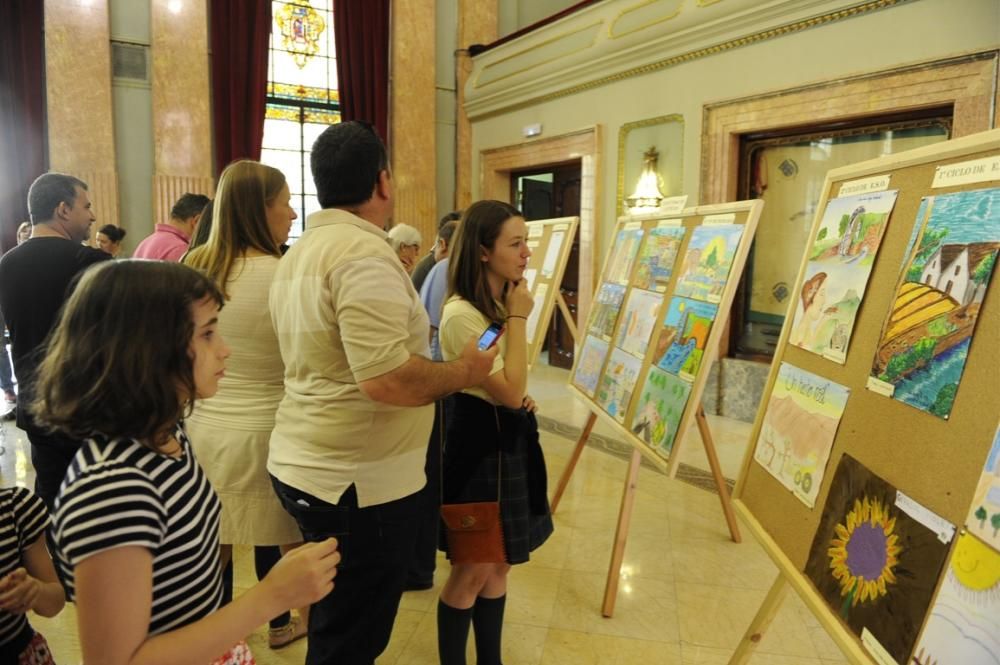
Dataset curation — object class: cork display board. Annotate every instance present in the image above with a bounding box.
[733,129,1000,663]
[522,216,579,368]
[567,201,762,475]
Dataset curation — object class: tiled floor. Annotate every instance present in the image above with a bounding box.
[2,363,849,664]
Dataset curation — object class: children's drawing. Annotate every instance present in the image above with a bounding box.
[596,347,643,423]
[541,230,564,279]
[604,227,645,285]
[525,282,548,344]
[804,454,953,665]
[614,288,663,358]
[524,268,538,292]
[751,363,850,507]
[572,335,609,397]
[673,224,744,303]
[869,188,1000,420]
[630,366,691,459]
[790,190,899,362]
[912,532,1000,665]
[634,226,686,292]
[968,425,1000,551]
[652,296,718,380]
[587,282,627,340]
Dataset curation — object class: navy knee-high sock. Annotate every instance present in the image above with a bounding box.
[472,594,506,665]
[437,599,474,665]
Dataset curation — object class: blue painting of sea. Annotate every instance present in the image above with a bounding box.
[904,187,1000,259]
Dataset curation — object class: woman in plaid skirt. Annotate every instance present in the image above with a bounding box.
[437,200,554,665]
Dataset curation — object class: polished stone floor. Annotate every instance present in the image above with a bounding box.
[3,363,849,664]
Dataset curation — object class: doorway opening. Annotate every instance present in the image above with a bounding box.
[510,161,582,369]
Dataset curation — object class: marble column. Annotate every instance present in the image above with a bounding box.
[44,0,120,229]
[390,0,437,245]
[456,0,497,209]
[151,0,214,225]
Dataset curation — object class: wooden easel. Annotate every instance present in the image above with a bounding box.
[550,338,742,617]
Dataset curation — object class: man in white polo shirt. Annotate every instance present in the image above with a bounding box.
[268,120,496,665]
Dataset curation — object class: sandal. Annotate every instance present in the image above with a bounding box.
[268,617,307,649]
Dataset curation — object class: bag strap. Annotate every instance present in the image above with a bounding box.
[438,398,504,505]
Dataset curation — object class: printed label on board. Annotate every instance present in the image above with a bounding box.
[624,221,643,230]
[553,223,570,232]
[527,240,540,249]
[865,376,895,397]
[657,218,683,227]
[659,195,688,215]
[861,628,898,665]
[932,155,1000,188]
[838,174,891,196]
[895,491,955,544]
[702,213,737,226]
[527,226,544,238]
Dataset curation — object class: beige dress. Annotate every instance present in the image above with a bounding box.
[186,256,301,545]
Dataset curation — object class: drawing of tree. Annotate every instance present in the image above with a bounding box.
[992,512,1000,537]
[817,228,828,242]
[838,214,849,237]
[976,505,989,527]
[972,252,997,285]
[705,246,719,268]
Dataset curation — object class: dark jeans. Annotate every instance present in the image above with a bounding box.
[407,400,442,586]
[271,477,422,665]
[27,430,81,510]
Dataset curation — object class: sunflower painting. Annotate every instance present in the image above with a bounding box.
[804,455,953,664]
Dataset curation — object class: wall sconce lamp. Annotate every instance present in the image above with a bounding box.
[625,146,666,210]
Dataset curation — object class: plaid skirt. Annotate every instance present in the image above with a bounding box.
[439,394,553,564]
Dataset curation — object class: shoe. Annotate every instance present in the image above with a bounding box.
[403,578,434,591]
[268,617,307,649]
[1,407,14,422]
[2,390,14,404]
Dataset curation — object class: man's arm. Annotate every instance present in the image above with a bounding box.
[359,339,496,407]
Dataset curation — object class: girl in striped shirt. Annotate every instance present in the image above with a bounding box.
[30,261,339,665]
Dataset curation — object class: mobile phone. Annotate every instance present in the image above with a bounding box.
[477,323,505,350]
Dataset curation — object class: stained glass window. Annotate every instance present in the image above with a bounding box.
[262,0,339,241]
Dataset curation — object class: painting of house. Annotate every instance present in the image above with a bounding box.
[869,188,1000,419]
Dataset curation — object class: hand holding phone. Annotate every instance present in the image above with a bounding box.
[477,323,505,350]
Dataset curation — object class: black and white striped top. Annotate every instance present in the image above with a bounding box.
[52,427,223,635]
[0,487,48,650]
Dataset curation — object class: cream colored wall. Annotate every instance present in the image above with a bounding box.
[469,0,1000,268]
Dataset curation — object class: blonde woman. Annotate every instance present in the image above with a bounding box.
[388,223,422,274]
[183,160,309,648]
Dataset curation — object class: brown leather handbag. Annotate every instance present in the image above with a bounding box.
[440,403,506,564]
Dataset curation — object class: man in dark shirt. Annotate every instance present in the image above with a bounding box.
[0,173,111,508]
[410,210,462,293]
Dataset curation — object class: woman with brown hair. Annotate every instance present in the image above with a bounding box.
[436,200,553,665]
[183,160,309,648]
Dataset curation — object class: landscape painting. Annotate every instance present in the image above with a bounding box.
[596,347,643,423]
[869,188,1000,420]
[752,363,850,507]
[968,425,1000,552]
[790,190,899,363]
[912,533,1000,665]
[605,227,645,285]
[804,455,953,665]
[633,225,686,292]
[673,224,745,303]
[615,288,664,359]
[572,335,609,397]
[652,296,718,380]
[586,282,627,340]
[630,366,692,459]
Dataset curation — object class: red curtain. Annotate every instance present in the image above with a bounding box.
[210,0,271,176]
[0,0,47,252]
[333,0,390,142]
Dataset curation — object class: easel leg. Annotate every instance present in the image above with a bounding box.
[550,412,597,514]
[602,448,642,618]
[695,406,742,543]
[728,574,788,665]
